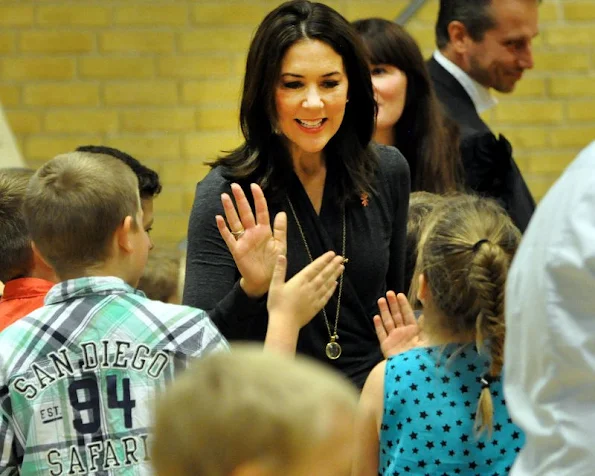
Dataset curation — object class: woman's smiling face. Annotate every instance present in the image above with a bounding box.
[274,39,349,160]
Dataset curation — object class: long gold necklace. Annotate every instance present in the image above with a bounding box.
[287,198,347,360]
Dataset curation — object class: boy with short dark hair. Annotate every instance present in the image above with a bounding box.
[76,144,161,239]
[75,145,161,199]
[0,151,343,475]
[0,168,57,332]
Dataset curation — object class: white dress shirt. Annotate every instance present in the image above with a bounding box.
[505,141,595,475]
[433,50,498,114]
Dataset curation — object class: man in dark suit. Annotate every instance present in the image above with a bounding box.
[428,0,540,232]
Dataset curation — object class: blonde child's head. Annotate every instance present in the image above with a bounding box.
[411,194,521,434]
[152,347,359,476]
[24,152,148,283]
[137,249,183,303]
[405,191,447,298]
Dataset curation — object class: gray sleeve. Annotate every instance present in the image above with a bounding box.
[182,169,267,339]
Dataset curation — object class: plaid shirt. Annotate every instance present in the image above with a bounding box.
[0,277,228,475]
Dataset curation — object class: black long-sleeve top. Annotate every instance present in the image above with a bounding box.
[183,144,410,388]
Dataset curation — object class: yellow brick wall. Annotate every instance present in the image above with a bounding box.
[0,0,593,245]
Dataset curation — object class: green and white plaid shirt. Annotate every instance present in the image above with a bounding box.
[0,277,229,475]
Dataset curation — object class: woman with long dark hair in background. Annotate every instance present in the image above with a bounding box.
[354,18,462,194]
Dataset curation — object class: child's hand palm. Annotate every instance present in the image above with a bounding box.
[374,291,422,358]
[267,252,344,330]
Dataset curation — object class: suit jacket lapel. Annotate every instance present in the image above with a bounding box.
[427,57,475,108]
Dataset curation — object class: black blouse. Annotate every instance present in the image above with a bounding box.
[183,144,410,388]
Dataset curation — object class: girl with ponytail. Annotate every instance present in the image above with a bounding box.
[353,195,525,476]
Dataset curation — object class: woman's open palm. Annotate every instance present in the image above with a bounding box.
[216,183,286,297]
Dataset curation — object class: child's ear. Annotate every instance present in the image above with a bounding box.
[417,273,428,305]
[116,216,135,253]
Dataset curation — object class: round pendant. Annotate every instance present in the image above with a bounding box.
[326,341,342,360]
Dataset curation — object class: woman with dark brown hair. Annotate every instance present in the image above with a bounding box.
[183,1,410,388]
[353,18,462,194]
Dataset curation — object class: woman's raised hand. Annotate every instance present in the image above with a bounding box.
[216,183,286,298]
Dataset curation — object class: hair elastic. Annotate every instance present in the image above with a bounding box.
[480,374,499,389]
[472,239,490,252]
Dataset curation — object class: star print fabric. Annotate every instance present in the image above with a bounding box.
[379,344,524,475]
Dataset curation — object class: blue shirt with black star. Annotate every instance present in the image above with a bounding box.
[379,344,524,476]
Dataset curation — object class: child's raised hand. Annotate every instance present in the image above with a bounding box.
[374,291,422,358]
[264,252,345,354]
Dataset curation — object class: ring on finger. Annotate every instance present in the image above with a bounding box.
[231,228,245,239]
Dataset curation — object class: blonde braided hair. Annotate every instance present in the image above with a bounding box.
[410,195,520,435]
